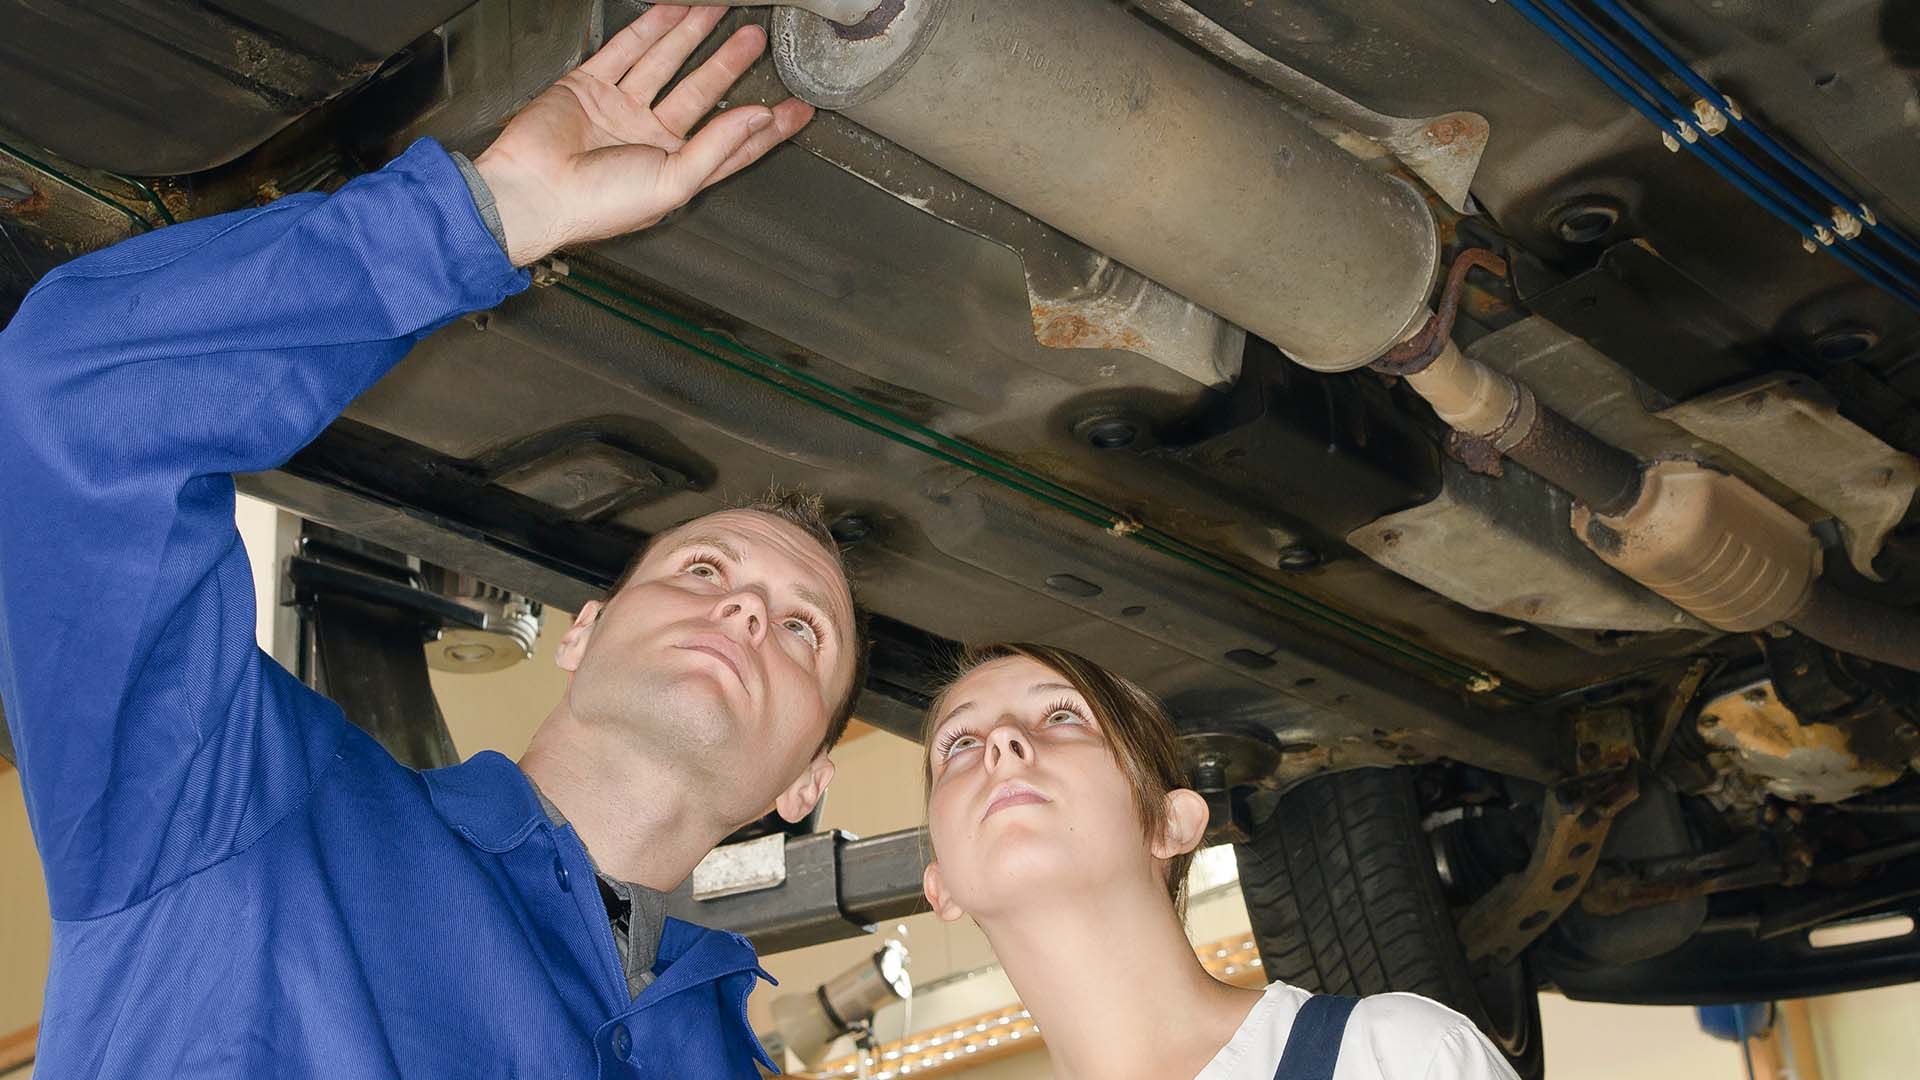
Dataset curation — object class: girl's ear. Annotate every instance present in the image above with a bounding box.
[922,861,965,923]
[1151,788,1212,860]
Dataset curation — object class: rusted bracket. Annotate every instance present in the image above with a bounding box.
[1458,710,1639,964]
[1372,248,1509,376]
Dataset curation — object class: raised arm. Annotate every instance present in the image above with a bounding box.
[0,142,528,918]
[0,4,809,919]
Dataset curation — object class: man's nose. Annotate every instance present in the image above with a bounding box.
[713,590,767,645]
[986,722,1031,769]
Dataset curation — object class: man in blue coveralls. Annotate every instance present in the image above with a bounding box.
[0,7,853,1077]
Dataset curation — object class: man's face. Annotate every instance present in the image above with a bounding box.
[557,510,856,826]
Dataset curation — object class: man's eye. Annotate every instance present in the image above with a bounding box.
[781,616,820,650]
[686,560,720,580]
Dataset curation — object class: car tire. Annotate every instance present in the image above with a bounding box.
[1233,765,1544,1079]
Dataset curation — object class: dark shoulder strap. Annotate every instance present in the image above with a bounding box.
[1272,994,1361,1080]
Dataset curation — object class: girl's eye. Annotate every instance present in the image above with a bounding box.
[781,615,822,651]
[1042,704,1088,727]
[936,732,983,761]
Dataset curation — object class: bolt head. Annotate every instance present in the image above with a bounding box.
[1081,416,1139,450]
[829,515,873,544]
[1277,545,1321,571]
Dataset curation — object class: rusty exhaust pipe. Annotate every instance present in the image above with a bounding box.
[768,0,1920,668]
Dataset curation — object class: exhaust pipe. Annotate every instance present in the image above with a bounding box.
[768,0,1920,668]
[770,0,1439,373]
[1411,333,1916,668]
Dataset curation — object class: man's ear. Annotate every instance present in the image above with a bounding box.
[774,753,836,824]
[1150,788,1212,860]
[554,601,603,673]
[922,861,965,923]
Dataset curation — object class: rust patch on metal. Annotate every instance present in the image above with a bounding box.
[0,182,48,216]
[1030,302,1149,351]
[1445,430,1505,477]
[1425,116,1472,146]
[1710,683,1848,757]
[1697,680,1903,803]
[1459,282,1512,322]
[1583,875,1702,913]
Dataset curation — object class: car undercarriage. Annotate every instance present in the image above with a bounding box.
[4,1,1920,1074]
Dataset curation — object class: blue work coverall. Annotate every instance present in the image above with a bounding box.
[0,139,778,1078]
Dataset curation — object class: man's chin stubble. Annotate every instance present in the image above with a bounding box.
[629,675,747,752]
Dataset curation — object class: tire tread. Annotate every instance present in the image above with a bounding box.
[1234,767,1541,1078]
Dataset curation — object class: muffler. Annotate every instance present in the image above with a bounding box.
[769,0,1439,373]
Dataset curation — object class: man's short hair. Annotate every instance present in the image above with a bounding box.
[605,488,869,756]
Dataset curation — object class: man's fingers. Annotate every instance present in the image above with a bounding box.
[702,98,814,187]
[578,5,691,82]
[663,104,776,198]
[616,5,728,101]
[652,23,768,138]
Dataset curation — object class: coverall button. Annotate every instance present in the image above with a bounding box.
[611,1022,633,1061]
[554,857,571,892]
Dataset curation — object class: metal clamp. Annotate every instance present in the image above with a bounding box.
[1372,249,1510,376]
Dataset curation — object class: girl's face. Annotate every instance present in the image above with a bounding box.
[922,655,1167,920]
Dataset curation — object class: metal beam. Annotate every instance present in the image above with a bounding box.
[666,827,930,955]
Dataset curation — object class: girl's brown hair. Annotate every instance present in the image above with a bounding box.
[922,642,1197,911]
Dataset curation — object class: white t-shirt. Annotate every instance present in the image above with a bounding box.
[1193,982,1521,1080]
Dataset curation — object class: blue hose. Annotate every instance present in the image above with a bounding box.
[1581,0,1920,273]
[1503,0,1920,310]
[1535,0,1837,226]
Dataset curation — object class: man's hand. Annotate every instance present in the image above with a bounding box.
[474,5,813,266]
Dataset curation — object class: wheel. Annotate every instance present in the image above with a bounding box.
[1234,766,1544,1079]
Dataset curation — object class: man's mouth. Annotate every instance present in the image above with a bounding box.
[675,634,750,690]
[982,780,1051,821]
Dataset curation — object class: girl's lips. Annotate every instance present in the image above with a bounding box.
[982,782,1051,821]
